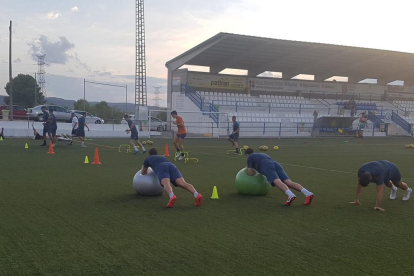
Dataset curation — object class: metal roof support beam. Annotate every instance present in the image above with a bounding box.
[210,41,273,74]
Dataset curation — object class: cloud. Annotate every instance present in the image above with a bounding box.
[29,35,75,64]
[71,6,79,12]
[47,12,61,19]
[94,70,112,77]
[13,58,22,63]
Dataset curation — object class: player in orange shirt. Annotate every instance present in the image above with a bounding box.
[171,110,187,161]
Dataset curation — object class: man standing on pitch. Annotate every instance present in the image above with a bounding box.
[350,160,412,211]
[124,114,146,154]
[40,106,51,146]
[142,148,203,208]
[49,109,58,147]
[227,116,240,154]
[70,112,78,145]
[245,148,314,206]
[76,111,90,147]
[171,110,187,161]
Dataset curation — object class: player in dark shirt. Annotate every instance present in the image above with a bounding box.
[245,148,314,206]
[48,109,58,147]
[76,111,90,147]
[124,114,146,154]
[142,148,203,208]
[40,106,52,146]
[350,161,412,211]
[227,116,240,154]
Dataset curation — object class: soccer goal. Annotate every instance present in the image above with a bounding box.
[148,110,231,139]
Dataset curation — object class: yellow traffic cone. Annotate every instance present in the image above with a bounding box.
[84,156,89,164]
[25,143,29,149]
[211,186,219,199]
[0,136,3,141]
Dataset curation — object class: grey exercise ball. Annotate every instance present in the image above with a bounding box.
[133,168,164,196]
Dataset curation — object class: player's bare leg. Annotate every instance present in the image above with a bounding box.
[174,178,202,206]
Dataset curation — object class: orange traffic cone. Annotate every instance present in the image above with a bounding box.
[163,143,170,157]
[47,142,55,154]
[92,147,102,165]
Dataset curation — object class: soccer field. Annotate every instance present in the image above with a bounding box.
[1,137,413,276]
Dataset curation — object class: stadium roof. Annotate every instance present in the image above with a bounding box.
[166,32,414,86]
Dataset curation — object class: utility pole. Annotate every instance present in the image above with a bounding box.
[9,20,13,121]
[34,72,37,106]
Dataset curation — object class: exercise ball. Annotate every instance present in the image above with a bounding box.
[133,168,164,196]
[235,168,270,196]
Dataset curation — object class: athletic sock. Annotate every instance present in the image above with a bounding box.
[169,192,175,198]
[142,146,146,151]
[301,188,313,197]
[194,191,199,198]
[285,190,295,198]
[134,146,138,151]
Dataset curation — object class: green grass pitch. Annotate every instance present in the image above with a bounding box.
[0,137,413,276]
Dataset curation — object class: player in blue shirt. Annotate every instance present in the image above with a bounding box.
[124,114,146,154]
[227,116,240,154]
[48,109,58,147]
[350,160,412,211]
[142,148,203,208]
[245,148,314,206]
[40,106,52,146]
[76,111,90,147]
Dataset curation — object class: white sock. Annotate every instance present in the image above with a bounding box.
[285,190,295,198]
[81,142,84,146]
[392,185,397,191]
[134,146,138,151]
[301,188,313,197]
[142,147,146,151]
[169,192,174,198]
[194,191,199,198]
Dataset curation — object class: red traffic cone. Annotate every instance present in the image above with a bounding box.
[47,142,55,154]
[92,147,102,165]
[163,143,170,157]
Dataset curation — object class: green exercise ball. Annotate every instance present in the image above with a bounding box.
[235,168,270,196]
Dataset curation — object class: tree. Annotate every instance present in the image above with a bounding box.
[73,99,90,111]
[4,74,45,108]
[90,101,124,123]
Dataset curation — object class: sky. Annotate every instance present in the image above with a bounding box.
[1,0,414,106]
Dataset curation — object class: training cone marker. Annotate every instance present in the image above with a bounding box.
[163,143,170,157]
[92,147,102,165]
[25,143,29,149]
[211,186,219,199]
[47,143,55,154]
[0,136,3,141]
[84,156,89,164]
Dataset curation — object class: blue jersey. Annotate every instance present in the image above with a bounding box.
[358,160,400,185]
[233,121,240,133]
[50,114,57,128]
[247,153,276,174]
[42,110,49,124]
[78,116,85,130]
[143,156,170,174]
[127,119,138,134]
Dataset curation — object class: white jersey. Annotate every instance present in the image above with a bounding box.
[72,116,78,129]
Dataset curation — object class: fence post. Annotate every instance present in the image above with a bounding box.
[263,123,266,134]
[299,104,302,114]
[236,102,238,112]
[279,123,281,139]
[297,123,299,134]
[372,123,374,137]
[268,103,271,113]
[211,122,213,138]
[218,113,220,139]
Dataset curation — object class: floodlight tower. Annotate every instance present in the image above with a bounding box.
[37,54,46,98]
[135,0,147,106]
[151,86,163,107]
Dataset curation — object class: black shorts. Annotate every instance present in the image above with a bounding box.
[76,129,85,138]
[71,129,77,135]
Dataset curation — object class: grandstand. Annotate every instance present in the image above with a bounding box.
[165,33,414,138]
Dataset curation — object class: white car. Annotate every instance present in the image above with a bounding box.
[121,115,167,131]
[72,110,105,124]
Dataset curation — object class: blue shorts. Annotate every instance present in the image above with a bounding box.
[176,133,186,139]
[229,134,239,142]
[261,161,289,185]
[130,131,139,140]
[49,127,57,136]
[42,126,49,136]
[76,129,85,138]
[385,162,402,184]
[156,163,182,187]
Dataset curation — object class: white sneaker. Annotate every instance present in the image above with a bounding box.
[402,188,412,201]
[175,152,180,158]
[178,155,185,161]
[52,144,55,148]
[390,186,397,200]
[81,144,87,148]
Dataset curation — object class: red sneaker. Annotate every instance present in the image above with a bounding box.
[303,195,314,205]
[166,195,177,208]
[285,196,296,206]
[194,194,203,206]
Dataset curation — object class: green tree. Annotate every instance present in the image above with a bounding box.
[73,99,90,111]
[4,74,45,108]
[89,101,124,123]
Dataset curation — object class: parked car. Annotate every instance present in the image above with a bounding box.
[121,115,167,131]
[71,110,105,124]
[0,105,27,120]
[27,105,72,122]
